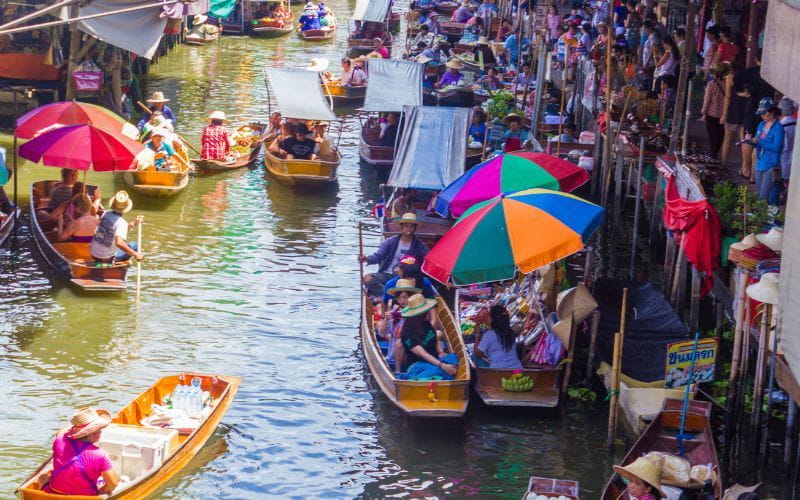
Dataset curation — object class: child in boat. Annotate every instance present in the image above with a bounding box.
[474,304,523,369]
[90,191,144,263]
[40,407,120,496]
[54,195,99,243]
[201,111,233,161]
[394,294,457,375]
[377,279,420,369]
[613,456,665,500]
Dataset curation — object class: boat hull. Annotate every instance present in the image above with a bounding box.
[251,24,295,37]
[29,181,129,292]
[0,206,20,247]
[122,169,190,198]
[359,121,394,168]
[264,149,340,186]
[324,82,366,107]
[192,143,263,174]
[17,373,241,499]
[298,15,336,41]
[361,294,470,417]
[473,366,561,407]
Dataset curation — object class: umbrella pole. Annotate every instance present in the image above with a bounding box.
[136,220,143,304]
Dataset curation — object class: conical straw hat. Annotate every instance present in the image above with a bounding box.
[613,456,665,496]
[557,283,598,324]
[746,273,780,305]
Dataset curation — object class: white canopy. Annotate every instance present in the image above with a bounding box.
[387,106,471,190]
[266,67,336,121]
[73,0,167,59]
[351,0,391,22]
[362,59,423,112]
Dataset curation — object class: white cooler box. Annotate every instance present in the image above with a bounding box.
[98,424,179,479]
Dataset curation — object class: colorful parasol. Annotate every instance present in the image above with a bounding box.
[434,152,590,218]
[15,101,138,140]
[18,124,144,171]
[422,189,604,285]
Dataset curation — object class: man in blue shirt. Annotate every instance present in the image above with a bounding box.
[503,32,530,69]
[138,91,176,131]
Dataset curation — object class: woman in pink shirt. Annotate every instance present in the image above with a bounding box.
[42,407,119,496]
[373,37,390,58]
[546,5,561,47]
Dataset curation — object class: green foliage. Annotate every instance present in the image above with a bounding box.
[711,181,740,231]
[485,91,515,121]
[568,387,597,402]
[711,181,772,236]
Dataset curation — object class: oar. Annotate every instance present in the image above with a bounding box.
[135,100,203,156]
[358,221,365,317]
[136,220,143,304]
[676,331,701,456]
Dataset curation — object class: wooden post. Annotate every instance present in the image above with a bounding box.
[681,82,693,155]
[530,33,547,140]
[110,48,122,114]
[584,310,601,386]
[649,171,665,248]
[616,288,628,380]
[630,136,645,280]
[591,123,603,199]
[786,400,798,465]
[135,221,143,304]
[601,29,614,207]
[561,313,578,394]
[613,149,624,222]
[556,44,570,155]
[668,0,697,151]
[761,315,780,462]
[65,7,81,100]
[751,303,773,431]
[670,238,686,306]
[608,330,623,450]
[688,266,701,332]
[676,252,689,316]
[662,233,676,294]
[726,269,749,421]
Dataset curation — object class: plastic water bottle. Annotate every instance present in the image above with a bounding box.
[174,385,186,413]
[193,388,202,417]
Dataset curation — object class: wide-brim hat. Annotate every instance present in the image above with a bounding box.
[551,313,573,346]
[401,293,437,317]
[503,112,523,124]
[395,212,419,225]
[747,272,780,305]
[68,407,112,439]
[146,91,170,104]
[756,226,783,252]
[387,278,422,296]
[730,233,758,251]
[306,57,330,72]
[109,190,133,214]
[445,58,464,70]
[477,36,490,45]
[206,110,229,123]
[417,55,433,64]
[756,97,774,115]
[149,126,170,137]
[614,456,665,497]
[193,14,208,25]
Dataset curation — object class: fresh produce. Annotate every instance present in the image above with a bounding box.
[501,372,533,392]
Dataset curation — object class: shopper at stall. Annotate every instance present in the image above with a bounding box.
[745,98,784,201]
[716,26,738,63]
[701,62,729,158]
[474,304,523,369]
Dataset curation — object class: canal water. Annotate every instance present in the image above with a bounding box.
[0,2,618,497]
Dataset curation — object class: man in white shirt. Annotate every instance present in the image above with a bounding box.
[90,191,144,262]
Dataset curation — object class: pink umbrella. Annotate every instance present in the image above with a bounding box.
[18,124,144,171]
[15,101,134,140]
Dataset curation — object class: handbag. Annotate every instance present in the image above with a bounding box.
[71,60,103,92]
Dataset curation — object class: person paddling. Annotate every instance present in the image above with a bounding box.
[137,91,176,130]
[359,213,429,296]
[90,191,144,263]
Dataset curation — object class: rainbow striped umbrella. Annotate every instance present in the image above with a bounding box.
[422,189,604,285]
[434,152,590,218]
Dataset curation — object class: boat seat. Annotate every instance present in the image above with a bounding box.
[52,242,92,260]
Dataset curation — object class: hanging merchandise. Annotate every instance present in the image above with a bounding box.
[71,60,104,93]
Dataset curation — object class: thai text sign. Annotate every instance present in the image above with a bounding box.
[665,338,717,388]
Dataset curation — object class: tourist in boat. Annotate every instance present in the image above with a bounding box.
[279,122,320,160]
[263,112,283,143]
[372,38,390,59]
[47,168,79,211]
[299,3,321,31]
[46,182,101,225]
[377,278,419,368]
[474,304,523,369]
[201,111,233,161]
[378,113,399,147]
[144,128,176,171]
[612,456,665,500]
[473,36,496,67]
[90,191,144,263]
[394,294,457,376]
[452,1,474,23]
[137,91,175,131]
[382,258,437,307]
[318,3,333,28]
[434,58,465,89]
[40,407,119,496]
[340,57,367,86]
[390,188,416,218]
[469,108,488,146]
[54,195,99,243]
[410,24,435,49]
[359,213,429,296]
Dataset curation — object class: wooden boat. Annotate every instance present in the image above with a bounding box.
[465,146,484,168]
[435,87,476,108]
[29,181,130,292]
[346,33,393,56]
[191,124,265,174]
[264,145,340,185]
[17,373,241,499]
[435,0,458,15]
[184,32,219,45]
[0,206,20,247]
[251,22,296,36]
[601,398,722,499]
[298,12,336,41]
[361,294,470,417]
[387,11,401,31]
[359,119,394,168]
[322,80,367,107]
[523,477,579,500]
[122,164,191,198]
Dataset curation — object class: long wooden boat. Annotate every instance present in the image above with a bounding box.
[252,23,296,36]
[0,206,20,247]
[122,164,191,198]
[17,373,241,499]
[298,13,336,41]
[184,32,219,45]
[361,294,470,417]
[346,33,393,56]
[601,398,722,499]
[322,80,367,107]
[435,0,458,15]
[29,181,130,292]
[191,124,265,174]
[435,87,476,108]
[359,118,394,168]
[264,145,340,185]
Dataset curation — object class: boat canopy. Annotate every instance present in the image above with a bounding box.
[387,106,471,190]
[362,59,423,112]
[265,67,336,121]
[351,0,391,23]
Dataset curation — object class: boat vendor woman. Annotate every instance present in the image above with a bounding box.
[90,191,144,263]
[201,111,233,161]
[612,456,665,500]
[502,113,527,152]
[394,294,457,375]
[41,407,119,496]
[359,213,429,296]
[469,108,488,147]
[474,304,523,369]
[144,128,175,171]
[434,58,465,89]
[138,91,175,130]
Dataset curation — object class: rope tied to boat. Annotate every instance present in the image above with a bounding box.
[604,389,620,401]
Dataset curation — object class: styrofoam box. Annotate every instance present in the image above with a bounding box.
[98,424,179,480]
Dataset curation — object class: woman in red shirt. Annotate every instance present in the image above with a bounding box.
[201,111,233,160]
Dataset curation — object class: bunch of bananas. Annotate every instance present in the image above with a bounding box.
[230,144,249,154]
[501,373,533,392]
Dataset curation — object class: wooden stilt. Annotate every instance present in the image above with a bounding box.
[761,311,780,462]
[726,268,749,429]
[670,239,686,306]
[663,233,676,295]
[629,136,645,281]
[751,303,773,432]
[607,330,622,450]
[688,266,701,332]
[584,310,601,386]
[561,313,578,394]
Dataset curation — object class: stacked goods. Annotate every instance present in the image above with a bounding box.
[230,126,259,155]
[501,372,534,392]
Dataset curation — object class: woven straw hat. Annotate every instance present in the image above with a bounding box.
[401,293,437,317]
[395,212,419,225]
[146,91,170,104]
[557,283,598,324]
[730,233,758,251]
[109,190,133,214]
[387,278,422,296]
[746,273,780,305]
[306,58,330,72]
[755,227,783,252]
[67,407,112,439]
[551,313,574,346]
[445,58,464,70]
[206,111,230,123]
[614,456,665,497]
[193,14,208,25]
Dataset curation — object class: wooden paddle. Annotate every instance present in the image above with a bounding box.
[136,219,143,303]
[136,100,203,155]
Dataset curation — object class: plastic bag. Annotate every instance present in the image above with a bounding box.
[72,60,103,92]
